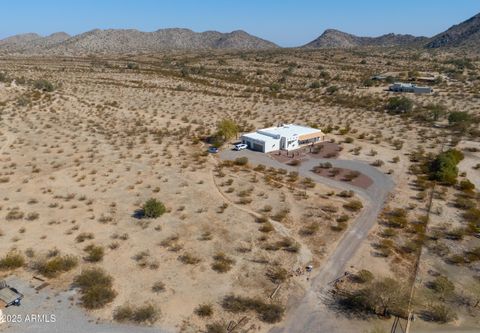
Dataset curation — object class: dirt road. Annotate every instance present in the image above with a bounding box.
[219,149,395,333]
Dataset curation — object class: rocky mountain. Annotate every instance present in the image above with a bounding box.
[0,32,70,53]
[0,28,277,55]
[303,29,427,48]
[426,12,480,49]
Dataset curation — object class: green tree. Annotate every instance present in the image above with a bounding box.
[429,149,464,185]
[216,119,239,143]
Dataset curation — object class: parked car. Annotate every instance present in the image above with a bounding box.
[208,147,219,154]
[234,143,248,151]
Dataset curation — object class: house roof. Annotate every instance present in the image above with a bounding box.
[242,124,322,143]
[257,124,321,138]
[241,131,278,143]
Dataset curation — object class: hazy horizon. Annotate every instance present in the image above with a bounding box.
[1,0,479,46]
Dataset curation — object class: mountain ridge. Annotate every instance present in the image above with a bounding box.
[302,29,427,48]
[1,11,479,55]
[0,28,278,54]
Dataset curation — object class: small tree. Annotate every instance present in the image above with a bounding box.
[142,199,166,218]
[216,119,239,144]
[386,97,413,114]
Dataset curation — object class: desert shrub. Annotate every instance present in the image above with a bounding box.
[338,190,354,198]
[83,244,105,262]
[447,254,465,265]
[266,266,288,283]
[141,198,166,218]
[300,222,320,236]
[275,237,300,253]
[453,196,476,210]
[384,208,408,228]
[459,179,475,191]
[211,252,235,273]
[0,251,25,270]
[382,228,397,238]
[195,303,213,317]
[336,214,350,223]
[387,96,413,114]
[336,277,408,317]
[445,227,465,241]
[34,254,78,277]
[234,157,248,166]
[152,281,166,293]
[221,295,284,323]
[126,62,139,70]
[343,200,363,212]
[114,304,159,324]
[271,209,289,222]
[74,268,116,309]
[259,222,274,233]
[113,305,133,322]
[448,111,471,125]
[178,253,201,265]
[33,79,54,92]
[6,209,24,220]
[206,322,227,333]
[355,269,374,283]
[422,304,457,323]
[430,276,455,300]
[75,232,94,243]
[465,247,480,262]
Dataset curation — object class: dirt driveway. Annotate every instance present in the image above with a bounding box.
[219,149,395,333]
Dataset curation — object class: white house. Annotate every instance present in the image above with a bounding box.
[389,82,432,94]
[240,124,324,153]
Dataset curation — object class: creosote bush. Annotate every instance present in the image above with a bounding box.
[195,303,213,317]
[0,251,25,270]
[222,295,285,323]
[74,268,116,309]
[34,254,78,277]
[114,304,159,324]
[33,79,55,92]
[142,198,166,218]
[83,244,105,262]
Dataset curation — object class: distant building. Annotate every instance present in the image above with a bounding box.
[241,124,324,153]
[389,82,432,94]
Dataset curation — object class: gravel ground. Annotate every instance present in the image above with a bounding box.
[0,276,172,333]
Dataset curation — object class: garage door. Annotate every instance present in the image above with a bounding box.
[252,143,264,152]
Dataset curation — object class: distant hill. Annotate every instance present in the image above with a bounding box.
[303,29,427,48]
[0,28,278,55]
[426,12,480,50]
[1,12,479,54]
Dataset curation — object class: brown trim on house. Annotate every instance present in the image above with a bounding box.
[298,131,323,141]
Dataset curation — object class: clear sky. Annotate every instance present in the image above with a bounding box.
[1,1,479,46]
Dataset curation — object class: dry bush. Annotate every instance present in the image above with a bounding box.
[74,267,116,309]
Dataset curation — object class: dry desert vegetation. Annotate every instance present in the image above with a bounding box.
[0,48,479,333]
